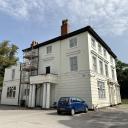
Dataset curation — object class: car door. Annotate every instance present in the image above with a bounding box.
[71,98,77,110]
[71,97,81,112]
[76,98,85,111]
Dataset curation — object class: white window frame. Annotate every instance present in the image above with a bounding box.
[70,56,78,71]
[110,56,113,64]
[12,69,15,80]
[104,49,107,57]
[46,46,52,54]
[91,38,96,48]
[69,37,77,48]
[97,81,106,99]
[92,55,97,72]
[98,44,102,54]
[105,64,109,77]
[7,86,16,98]
[111,67,115,80]
[99,60,104,75]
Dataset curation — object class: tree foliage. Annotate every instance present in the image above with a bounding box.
[116,60,128,99]
[0,41,19,86]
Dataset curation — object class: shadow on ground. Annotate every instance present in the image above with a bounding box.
[0,104,45,110]
[0,104,29,110]
[58,111,128,128]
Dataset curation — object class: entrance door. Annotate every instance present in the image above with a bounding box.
[46,66,50,74]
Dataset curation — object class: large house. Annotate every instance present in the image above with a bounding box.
[1,20,121,109]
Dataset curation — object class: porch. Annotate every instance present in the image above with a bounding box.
[28,74,58,109]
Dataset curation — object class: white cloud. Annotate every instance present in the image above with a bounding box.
[0,0,128,35]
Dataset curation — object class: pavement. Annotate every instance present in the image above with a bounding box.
[0,105,128,128]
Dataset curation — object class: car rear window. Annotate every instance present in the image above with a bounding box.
[59,97,69,103]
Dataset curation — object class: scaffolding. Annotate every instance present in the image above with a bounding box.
[20,41,39,107]
[21,42,39,84]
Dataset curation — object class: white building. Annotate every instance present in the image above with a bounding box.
[1,63,29,106]
[1,20,121,109]
[1,63,21,105]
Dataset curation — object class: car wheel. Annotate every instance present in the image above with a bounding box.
[57,110,61,115]
[84,107,88,113]
[71,109,75,116]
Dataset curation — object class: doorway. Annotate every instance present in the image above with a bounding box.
[46,66,50,74]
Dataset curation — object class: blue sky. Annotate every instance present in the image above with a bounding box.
[0,0,127,63]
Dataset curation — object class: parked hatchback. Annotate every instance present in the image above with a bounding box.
[57,97,88,115]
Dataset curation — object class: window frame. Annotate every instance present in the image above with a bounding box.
[98,43,102,54]
[91,37,96,48]
[7,86,16,98]
[46,45,52,54]
[111,67,115,80]
[92,55,97,72]
[104,49,107,57]
[12,69,15,80]
[105,63,109,77]
[69,37,77,48]
[99,60,104,75]
[70,56,78,71]
[97,81,106,99]
[110,56,113,64]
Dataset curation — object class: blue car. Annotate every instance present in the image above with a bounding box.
[57,97,88,115]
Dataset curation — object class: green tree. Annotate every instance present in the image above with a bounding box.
[0,41,19,86]
[116,60,128,99]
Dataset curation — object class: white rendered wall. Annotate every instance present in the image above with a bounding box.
[87,33,121,108]
[38,32,92,108]
[1,63,21,105]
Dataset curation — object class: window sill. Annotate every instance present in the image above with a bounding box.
[69,46,78,49]
[70,70,78,73]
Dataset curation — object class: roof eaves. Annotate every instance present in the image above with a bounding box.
[22,26,117,58]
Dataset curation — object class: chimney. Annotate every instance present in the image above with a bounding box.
[61,19,69,36]
[31,40,38,48]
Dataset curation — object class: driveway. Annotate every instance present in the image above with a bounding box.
[0,105,128,128]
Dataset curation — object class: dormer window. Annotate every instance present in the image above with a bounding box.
[69,37,77,48]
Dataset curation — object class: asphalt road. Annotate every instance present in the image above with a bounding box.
[0,105,128,128]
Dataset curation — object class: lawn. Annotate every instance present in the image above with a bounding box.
[122,99,128,104]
